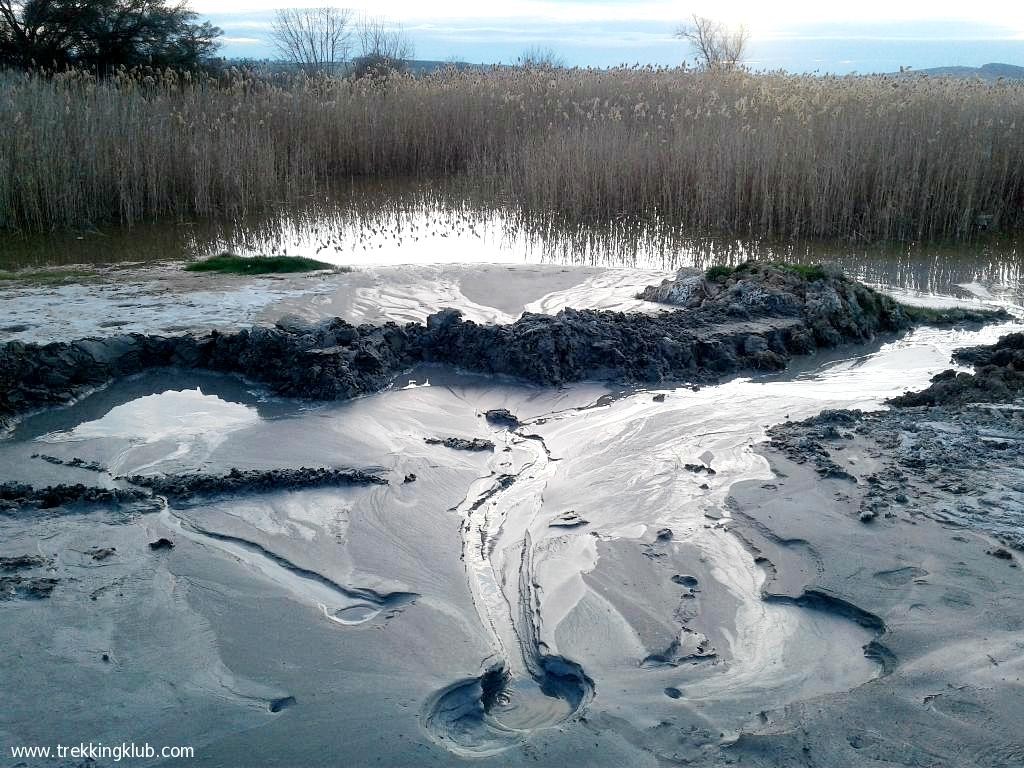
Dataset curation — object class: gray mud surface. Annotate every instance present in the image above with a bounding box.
[724,332,1024,766]
[1,264,1022,767]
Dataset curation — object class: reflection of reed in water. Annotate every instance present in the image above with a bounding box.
[3,179,1022,305]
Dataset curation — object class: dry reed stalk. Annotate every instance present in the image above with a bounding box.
[1,66,1022,241]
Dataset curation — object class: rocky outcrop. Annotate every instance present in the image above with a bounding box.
[0,264,1008,430]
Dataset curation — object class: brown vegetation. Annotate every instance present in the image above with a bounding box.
[2,66,1022,241]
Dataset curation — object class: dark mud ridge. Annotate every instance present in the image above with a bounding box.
[890,331,1024,406]
[768,333,1024,549]
[0,481,149,511]
[424,436,495,451]
[1,466,388,512]
[0,263,1006,429]
[125,466,388,499]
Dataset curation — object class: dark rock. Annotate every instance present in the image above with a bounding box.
[424,437,495,452]
[656,528,673,541]
[652,393,666,402]
[484,408,520,427]
[671,574,699,588]
[664,687,684,699]
[890,333,1024,407]
[148,538,175,551]
[126,466,387,499]
[988,547,1014,560]
[403,473,417,483]
[69,457,106,472]
[31,453,107,473]
[684,463,716,475]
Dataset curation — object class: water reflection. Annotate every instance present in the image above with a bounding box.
[40,388,258,445]
[1,179,1021,302]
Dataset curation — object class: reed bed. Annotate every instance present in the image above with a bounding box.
[2,66,1023,241]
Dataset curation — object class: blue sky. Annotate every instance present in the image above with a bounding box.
[196,1,1024,72]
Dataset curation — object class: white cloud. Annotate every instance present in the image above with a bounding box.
[196,1,1024,38]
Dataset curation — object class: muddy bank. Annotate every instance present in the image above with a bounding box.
[890,331,1024,406]
[0,264,1006,429]
[723,333,1024,766]
[764,333,1024,547]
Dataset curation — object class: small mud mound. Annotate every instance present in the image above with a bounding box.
[423,658,593,757]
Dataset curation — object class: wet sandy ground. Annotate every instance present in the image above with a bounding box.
[1,258,1023,766]
[726,429,1024,766]
[1,309,1021,766]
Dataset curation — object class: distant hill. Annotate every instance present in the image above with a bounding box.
[405,59,483,74]
[898,62,1024,81]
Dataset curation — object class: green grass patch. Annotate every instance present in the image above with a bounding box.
[705,261,830,283]
[184,253,339,275]
[900,304,947,323]
[0,268,98,284]
[704,264,735,281]
[900,303,1009,325]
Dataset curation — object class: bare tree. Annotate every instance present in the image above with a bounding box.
[517,45,565,70]
[270,7,353,75]
[674,14,748,70]
[350,15,413,77]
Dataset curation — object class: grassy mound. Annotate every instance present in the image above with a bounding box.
[184,253,338,275]
[704,262,828,282]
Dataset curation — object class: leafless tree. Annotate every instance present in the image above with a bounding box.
[349,15,413,77]
[270,7,353,75]
[517,45,565,70]
[674,14,749,70]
